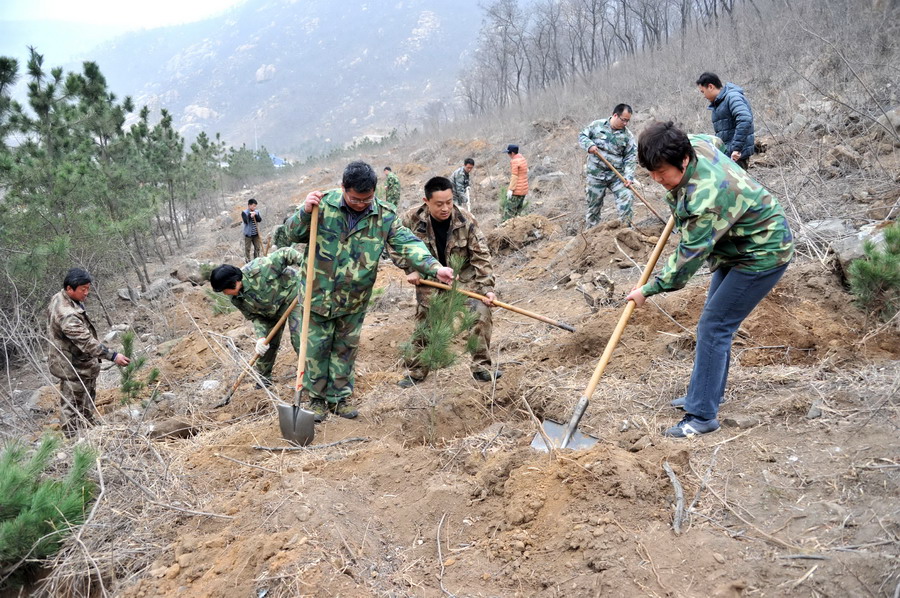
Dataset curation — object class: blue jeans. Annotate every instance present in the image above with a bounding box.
[684,263,789,420]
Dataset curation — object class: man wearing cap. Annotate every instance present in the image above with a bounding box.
[578,104,637,228]
[502,144,528,221]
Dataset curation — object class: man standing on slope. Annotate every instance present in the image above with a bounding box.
[391,176,500,387]
[450,158,475,209]
[626,122,793,438]
[48,268,130,435]
[242,198,263,262]
[283,161,454,421]
[578,103,637,228]
[502,144,528,221]
[696,72,755,170]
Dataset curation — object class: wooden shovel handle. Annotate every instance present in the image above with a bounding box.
[220,294,299,404]
[593,151,666,224]
[583,215,676,400]
[294,204,319,398]
[417,279,575,332]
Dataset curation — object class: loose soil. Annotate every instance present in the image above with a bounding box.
[5,134,899,598]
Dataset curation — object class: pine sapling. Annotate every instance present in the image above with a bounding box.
[849,223,900,323]
[0,436,97,588]
[119,330,160,404]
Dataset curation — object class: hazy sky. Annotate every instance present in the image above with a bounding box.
[3,0,248,28]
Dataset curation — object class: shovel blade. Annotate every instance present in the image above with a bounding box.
[276,403,316,446]
[530,418,599,452]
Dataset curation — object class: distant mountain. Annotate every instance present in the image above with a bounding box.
[86,0,481,158]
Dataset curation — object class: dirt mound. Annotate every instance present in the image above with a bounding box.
[487,214,559,253]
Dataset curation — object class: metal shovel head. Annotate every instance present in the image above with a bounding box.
[530,418,599,452]
[276,403,316,446]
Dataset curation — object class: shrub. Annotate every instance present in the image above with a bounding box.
[204,288,236,315]
[0,436,97,588]
[849,223,900,322]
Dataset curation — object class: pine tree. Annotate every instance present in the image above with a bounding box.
[849,223,900,322]
[402,255,479,377]
[0,436,97,588]
[119,330,160,404]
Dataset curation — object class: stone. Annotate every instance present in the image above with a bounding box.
[103,330,123,343]
[201,380,220,391]
[721,415,761,429]
[830,223,887,279]
[148,418,198,440]
[118,287,140,301]
[170,259,204,285]
[143,277,179,301]
[800,219,853,244]
[874,106,900,146]
[806,400,823,419]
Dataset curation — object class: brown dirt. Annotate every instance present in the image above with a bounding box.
[10,138,900,598]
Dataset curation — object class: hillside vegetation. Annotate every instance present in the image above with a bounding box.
[1,0,898,596]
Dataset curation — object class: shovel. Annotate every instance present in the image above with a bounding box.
[214,294,300,409]
[417,279,575,332]
[276,204,319,446]
[532,215,676,451]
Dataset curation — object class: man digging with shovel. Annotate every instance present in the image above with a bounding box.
[209,246,305,389]
[283,161,454,422]
[626,122,794,438]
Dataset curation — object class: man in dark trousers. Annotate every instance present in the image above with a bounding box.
[242,198,263,261]
[696,72,755,169]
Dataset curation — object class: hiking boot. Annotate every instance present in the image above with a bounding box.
[331,401,358,419]
[255,376,273,390]
[397,375,424,389]
[664,415,720,438]
[308,399,329,423]
[472,370,503,382]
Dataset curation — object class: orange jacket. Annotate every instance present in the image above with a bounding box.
[509,154,529,196]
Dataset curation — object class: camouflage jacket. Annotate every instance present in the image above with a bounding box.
[230,246,302,338]
[390,203,495,295]
[284,190,440,318]
[578,118,637,181]
[450,166,470,205]
[384,172,401,206]
[641,134,794,297]
[47,290,115,381]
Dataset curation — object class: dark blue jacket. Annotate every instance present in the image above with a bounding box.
[707,83,755,158]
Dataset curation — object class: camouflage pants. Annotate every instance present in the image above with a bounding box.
[502,194,527,222]
[58,376,98,434]
[585,174,633,228]
[244,235,263,261]
[385,192,401,208]
[303,310,366,404]
[255,300,303,379]
[405,288,493,381]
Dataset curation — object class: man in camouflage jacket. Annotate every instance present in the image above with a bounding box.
[383,167,401,208]
[450,158,475,208]
[578,104,637,227]
[627,123,794,439]
[48,268,130,434]
[284,161,454,420]
[390,176,499,384]
[209,247,304,385]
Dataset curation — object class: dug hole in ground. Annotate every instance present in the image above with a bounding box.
[15,149,900,597]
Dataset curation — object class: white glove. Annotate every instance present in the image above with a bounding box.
[255,338,270,356]
[506,189,513,200]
